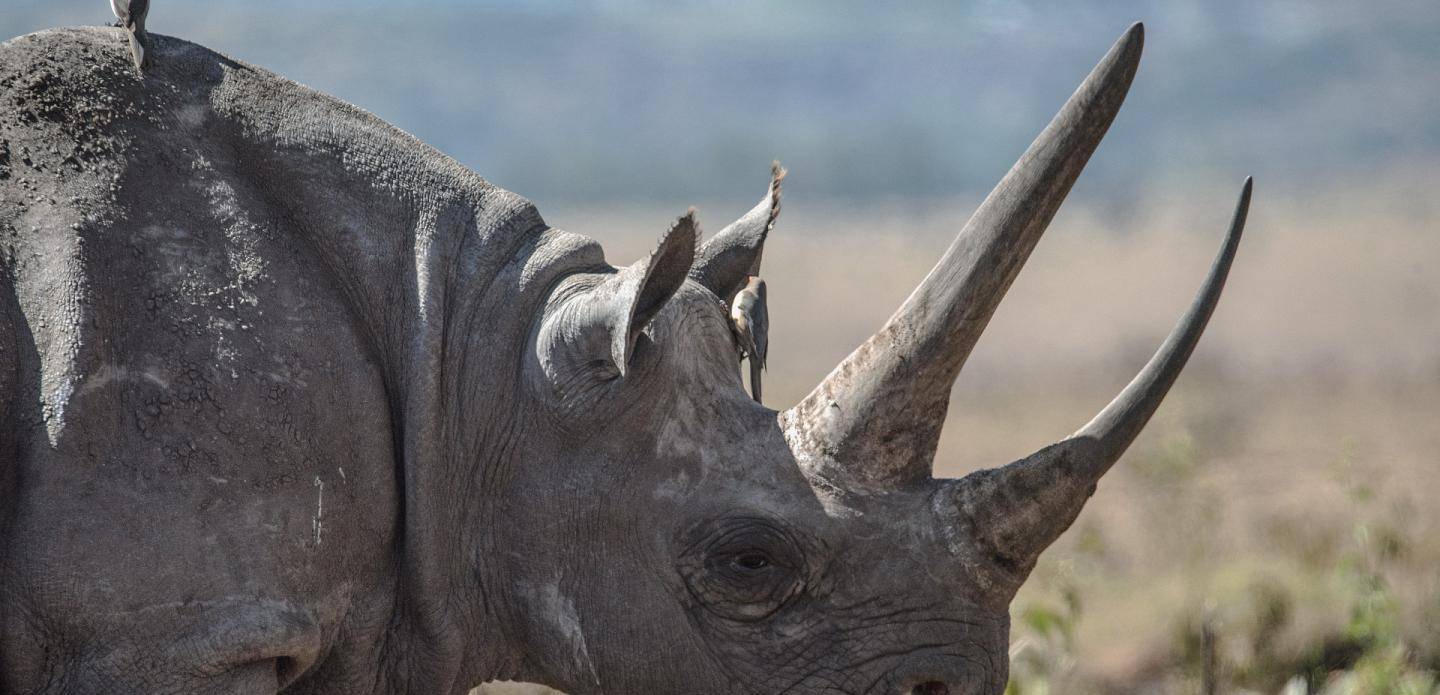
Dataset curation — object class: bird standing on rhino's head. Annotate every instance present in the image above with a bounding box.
[110,0,149,70]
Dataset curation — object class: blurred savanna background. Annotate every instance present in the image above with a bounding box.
[7,1,1439,692]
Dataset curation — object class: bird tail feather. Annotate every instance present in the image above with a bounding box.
[127,30,146,71]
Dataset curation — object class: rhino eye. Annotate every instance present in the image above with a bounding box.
[733,552,770,571]
[679,517,808,622]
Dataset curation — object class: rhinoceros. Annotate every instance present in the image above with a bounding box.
[0,20,1250,695]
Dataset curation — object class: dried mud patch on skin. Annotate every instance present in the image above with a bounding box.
[0,32,144,171]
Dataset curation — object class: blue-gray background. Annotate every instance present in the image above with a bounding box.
[6,1,1437,207]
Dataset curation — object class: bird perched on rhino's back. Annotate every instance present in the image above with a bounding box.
[730,275,768,403]
[110,0,149,70]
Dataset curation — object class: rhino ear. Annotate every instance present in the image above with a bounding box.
[608,210,699,374]
[689,163,784,305]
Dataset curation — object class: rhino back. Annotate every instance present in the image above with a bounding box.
[0,27,548,690]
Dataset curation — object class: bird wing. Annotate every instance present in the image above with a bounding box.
[732,317,756,361]
[751,282,768,370]
[111,0,128,22]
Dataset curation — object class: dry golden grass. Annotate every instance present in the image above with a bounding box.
[478,170,1440,693]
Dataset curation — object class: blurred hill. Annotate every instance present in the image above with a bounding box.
[5,1,1438,207]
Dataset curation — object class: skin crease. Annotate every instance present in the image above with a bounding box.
[0,20,1244,695]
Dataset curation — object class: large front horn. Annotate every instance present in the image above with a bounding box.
[785,23,1146,489]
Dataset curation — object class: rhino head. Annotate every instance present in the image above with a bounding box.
[494,23,1250,694]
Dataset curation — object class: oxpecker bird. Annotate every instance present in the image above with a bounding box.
[730,275,768,403]
[110,0,150,71]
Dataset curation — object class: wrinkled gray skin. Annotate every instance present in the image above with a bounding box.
[0,23,1251,695]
